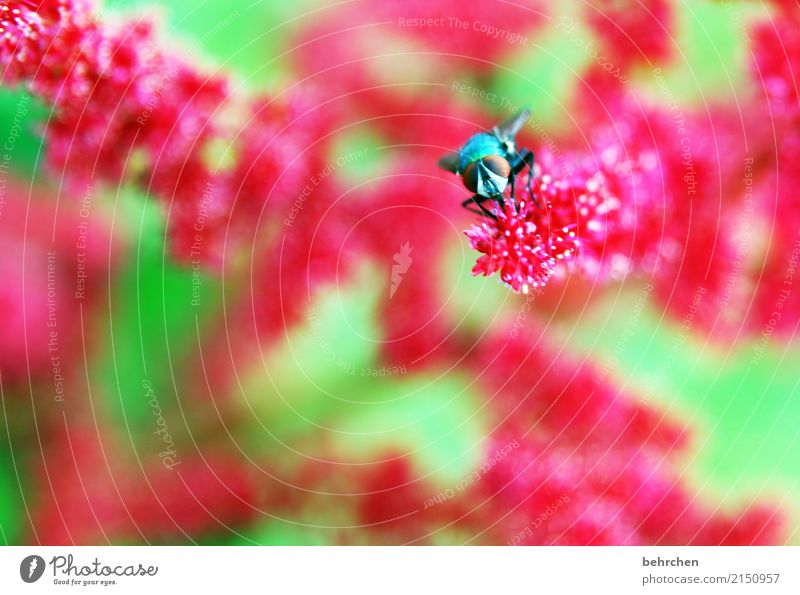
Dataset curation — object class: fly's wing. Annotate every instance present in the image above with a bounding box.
[437,151,461,173]
[493,106,532,143]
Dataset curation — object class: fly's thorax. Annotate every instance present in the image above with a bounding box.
[457,132,506,173]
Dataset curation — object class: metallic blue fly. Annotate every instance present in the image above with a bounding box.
[437,106,537,219]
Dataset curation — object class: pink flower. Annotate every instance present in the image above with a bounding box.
[290,0,546,89]
[464,150,625,293]
[475,433,783,545]
[29,422,260,544]
[584,0,674,69]
[461,326,784,545]
[465,199,565,293]
[566,78,776,336]
[0,1,345,268]
[0,180,114,387]
[753,2,800,124]
[278,324,785,545]
[0,0,74,85]
[369,0,545,65]
[745,3,800,336]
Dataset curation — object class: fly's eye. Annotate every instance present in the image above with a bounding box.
[462,155,511,193]
[461,156,510,193]
[462,161,479,192]
[481,155,511,178]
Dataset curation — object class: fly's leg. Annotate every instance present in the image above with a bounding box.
[461,194,497,220]
[507,173,518,213]
[509,149,539,208]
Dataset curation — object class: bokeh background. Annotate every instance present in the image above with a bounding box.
[0,0,799,545]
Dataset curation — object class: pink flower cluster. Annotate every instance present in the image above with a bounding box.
[465,328,782,545]
[0,181,113,387]
[290,327,782,545]
[29,423,261,544]
[464,148,632,292]
[584,0,674,68]
[1,0,335,266]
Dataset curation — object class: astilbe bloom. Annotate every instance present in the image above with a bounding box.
[752,1,800,124]
[0,0,351,411]
[745,1,800,336]
[471,324,686,453]
[584,0,674,69]
[367,0,545,65]
[0,181,114,387]
[1,2,228,237]
[465,199,565,293]
[460,327,784,545]
[464,150,621,293]
[29,422,260,544]
[355,456,439,541]
[287,325,784,545]
[473,433,783,545]
[646,101,782,335]
[290,0,545,95]
[0,0,78,86]
[40,18,233,262]
[0,1,45,83]
[569,72,773,336]
[463,99,747,300]
[345,161,464,369]
[1,2,226,189]
[0,0,337,266]
[166,89,332,263]
[283,454,477,545]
